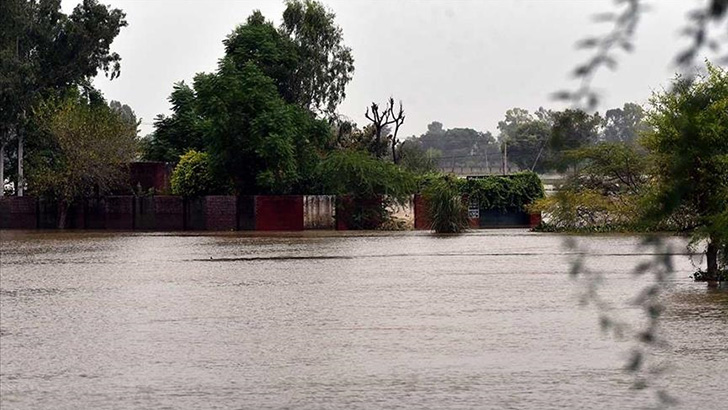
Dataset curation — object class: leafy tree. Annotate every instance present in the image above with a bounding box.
[28,94,138,228]
[141,82,206,162]
[496,108,554,173]
[196,59,330,195]
[0,0,127,195]
[281,0,355,116]
[549,109,602,172]
[643,62,728,282]
[414,122,495,169]
[602,102,649,144]
[507,119,552,173]
[170,150,225,197]
[531,142,648,231]
[398,141,441,174]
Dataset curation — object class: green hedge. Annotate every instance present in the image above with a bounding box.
[463,172,545,211]
[419,171,544,212]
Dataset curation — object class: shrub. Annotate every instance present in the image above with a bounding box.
[422,175,469,233]
[170,150,225,197]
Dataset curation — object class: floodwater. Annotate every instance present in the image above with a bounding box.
[0,230,726,409]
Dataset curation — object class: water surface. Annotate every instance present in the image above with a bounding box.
[1,230,726,409]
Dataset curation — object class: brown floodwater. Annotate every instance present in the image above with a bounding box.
[0,229,726,409]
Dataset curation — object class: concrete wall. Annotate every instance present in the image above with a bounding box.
[304,195,335,230]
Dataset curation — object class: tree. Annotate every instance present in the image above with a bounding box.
[364,98,405,162]
[602,103,649,144]
[507,117,552,172]
[643,62,728,283]
[0,0,127,196]
[414,122,495,169]
[196,59,330,195]
[397,141,440,174]
[281,0,355,116]
[549,109,602,172]
[28,94,138,228]
[141,82,206,162]
[496,108,554,173]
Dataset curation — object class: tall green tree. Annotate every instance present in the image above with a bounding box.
[28,94,138,228]
[0,0,127,195]
[196,60,330,195]
[281,0,355,116]
[643,62,728,282]
[140,82,206,162]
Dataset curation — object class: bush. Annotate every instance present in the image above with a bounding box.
[318,150,416,229]
[170,150,225,197]
[422,175,469,233]
[463,172,544,212]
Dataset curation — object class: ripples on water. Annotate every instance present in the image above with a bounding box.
[0,230,726,409]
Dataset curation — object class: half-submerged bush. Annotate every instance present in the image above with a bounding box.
[318,150,416,229]
[423,175,469,233]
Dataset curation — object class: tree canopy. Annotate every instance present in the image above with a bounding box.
[28,93,138,227]
[643,62,728,281]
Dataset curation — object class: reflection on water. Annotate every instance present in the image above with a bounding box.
[1,230,726,409]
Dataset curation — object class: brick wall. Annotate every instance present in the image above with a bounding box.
[413,194,431,230]
[134,196,184,230]
[204,196,237,231]
[0,197,37,229]
[129,162,173,193]
[105,196,134,230]
[255,195,304,231]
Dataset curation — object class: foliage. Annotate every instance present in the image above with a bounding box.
[411,121,496,169]
[281,0,355,116]
[602,103,649,144]
[397,142,441,174]
[463,172,544,212]
[140,82,206,162]
[529,189,643,232]
[422,175,469,233]
[0,0,127,193]
[318,150,415,203]
[549,109,602,172]
[197,60,331,195]
[566,142,648,196]
[143,2,352,195]
[318,150,415,229]
[643,61,728,281]
[28,94,137,227]
[170,150,226,197]
[531,142,649,231]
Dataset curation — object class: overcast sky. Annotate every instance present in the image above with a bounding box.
[61,0,707,138]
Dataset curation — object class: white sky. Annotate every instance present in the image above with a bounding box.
[61,0,708,138]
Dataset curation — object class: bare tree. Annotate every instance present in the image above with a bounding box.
[365,97,405,162]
